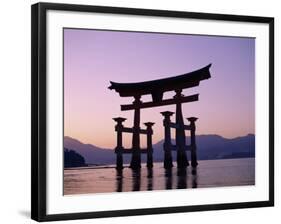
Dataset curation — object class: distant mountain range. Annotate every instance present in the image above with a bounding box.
[64,134,255,166]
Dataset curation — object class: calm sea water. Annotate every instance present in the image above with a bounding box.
[64,158,255,195]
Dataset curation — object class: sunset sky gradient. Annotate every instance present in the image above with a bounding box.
[64,28,255,149]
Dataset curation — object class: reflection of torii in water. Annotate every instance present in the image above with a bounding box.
[109,64,212,170]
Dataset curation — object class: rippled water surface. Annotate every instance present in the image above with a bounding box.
[64,158,255,195]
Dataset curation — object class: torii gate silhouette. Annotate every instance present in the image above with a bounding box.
[109,64,211,170]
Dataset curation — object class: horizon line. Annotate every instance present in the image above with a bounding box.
[64,133,255,149]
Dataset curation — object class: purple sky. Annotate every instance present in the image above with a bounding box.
[64,28,255,149]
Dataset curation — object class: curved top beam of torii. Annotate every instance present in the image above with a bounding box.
[108,63,212,102]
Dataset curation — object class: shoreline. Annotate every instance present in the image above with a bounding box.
[64,157,255,170]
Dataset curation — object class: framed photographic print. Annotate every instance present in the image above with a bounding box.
[31,2,274,222]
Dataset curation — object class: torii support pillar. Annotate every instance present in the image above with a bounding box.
[144,122,154,168]
[187,117,198,167]
[161,111,174,169]
[113,117,126,170]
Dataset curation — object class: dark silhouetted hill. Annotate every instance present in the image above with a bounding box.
[64,148,87,168]
[64,134,255,166]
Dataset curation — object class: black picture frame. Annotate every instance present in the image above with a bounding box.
[31,2,274,222]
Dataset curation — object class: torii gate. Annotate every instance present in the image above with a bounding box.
[109,64,211,170]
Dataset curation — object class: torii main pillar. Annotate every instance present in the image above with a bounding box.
[175,89,189,168]
[130,95,142,169]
